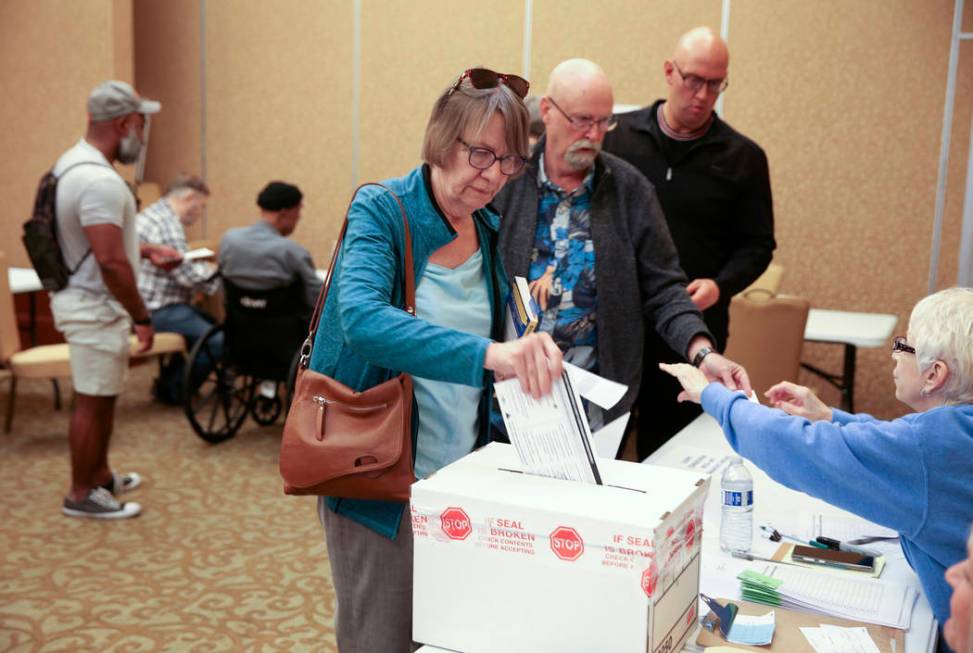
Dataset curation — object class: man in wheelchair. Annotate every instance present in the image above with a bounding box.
[180,181,322,442]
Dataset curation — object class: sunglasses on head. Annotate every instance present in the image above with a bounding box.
[446,68,530,101]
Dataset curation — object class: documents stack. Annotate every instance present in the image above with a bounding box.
[738,566,919,629]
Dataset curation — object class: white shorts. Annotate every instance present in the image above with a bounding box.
[50,289,132,396]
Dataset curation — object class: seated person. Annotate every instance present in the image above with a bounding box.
[136,173,221,404]
[661,286,973,641]
[945,526,972,653]
[218,181,323,315]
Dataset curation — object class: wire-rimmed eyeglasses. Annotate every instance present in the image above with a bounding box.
[671,61,729,95]
[546,97,618,133]
[457,138,527,176]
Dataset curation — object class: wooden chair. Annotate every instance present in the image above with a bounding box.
[724,289,811,397]
[0,252,186,433]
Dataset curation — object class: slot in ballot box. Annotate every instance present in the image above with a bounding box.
[412,442,710,653]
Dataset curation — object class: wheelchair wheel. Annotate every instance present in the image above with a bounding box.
[183,324,253,444]
[251,381,283,426]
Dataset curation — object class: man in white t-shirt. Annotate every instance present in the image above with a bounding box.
[51,80,174,520]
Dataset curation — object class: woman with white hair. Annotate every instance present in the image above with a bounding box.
[661,287,973,648]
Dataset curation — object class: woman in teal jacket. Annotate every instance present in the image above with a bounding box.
[309,68,563,652]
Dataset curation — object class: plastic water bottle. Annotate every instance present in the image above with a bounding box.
[720,456,753,552]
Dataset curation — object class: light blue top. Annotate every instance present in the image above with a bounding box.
[413,250,491,479]
[701,382,973,626]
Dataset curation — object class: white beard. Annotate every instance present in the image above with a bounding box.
[117,129,143,164]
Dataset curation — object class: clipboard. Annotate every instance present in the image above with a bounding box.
[696,598,904,652]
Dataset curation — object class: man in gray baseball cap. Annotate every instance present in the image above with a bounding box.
[88,80,161,121]
[48,80,170,520]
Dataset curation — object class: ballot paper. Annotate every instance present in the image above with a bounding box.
[494,363,627,484]
[800,624,882,653]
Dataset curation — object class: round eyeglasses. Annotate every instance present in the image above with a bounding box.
[547,97,618,133]
[891,336,916,355]
[671,61,729,95]
[457,138,527,176]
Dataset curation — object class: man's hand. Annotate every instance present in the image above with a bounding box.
[659,362,709,404]
[143,243,182,271]
[699,352,752,395]
[133,323,154,354]
[687,278,720,310]
[484,332,564,399]
[528,265,556,311]
[765,381,832,421]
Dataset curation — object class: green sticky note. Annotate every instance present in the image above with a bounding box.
[737,569,784,590]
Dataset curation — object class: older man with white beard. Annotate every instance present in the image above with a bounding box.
[493,59,750,436]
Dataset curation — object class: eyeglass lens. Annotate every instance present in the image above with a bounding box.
[673,62,728,94]
[548,97,617,132]
[461,139,525,175]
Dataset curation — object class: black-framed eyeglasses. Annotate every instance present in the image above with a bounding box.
[457,138,527,176]
[671,61,729,95]
[891,336,916,355]
[546,97,618,133]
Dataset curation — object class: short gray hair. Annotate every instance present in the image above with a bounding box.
[908,286,973,404]
[164,173,210,199]
[422,72,530,170]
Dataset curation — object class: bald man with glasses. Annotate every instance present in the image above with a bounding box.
[603,26,776,459]
[493,58,752,437]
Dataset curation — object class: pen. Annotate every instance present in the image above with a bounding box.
[731,550,805,568]
[760,524,828,548]
[815,536,881,557]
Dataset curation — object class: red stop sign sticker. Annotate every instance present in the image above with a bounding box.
[440,507,472,540]
[549,526,584,561]
[641,562,658,597]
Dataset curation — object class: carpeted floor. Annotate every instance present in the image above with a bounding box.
[0,364,337,652]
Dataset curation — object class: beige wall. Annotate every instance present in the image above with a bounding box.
[0,0,135,268]
[3,1,972,418]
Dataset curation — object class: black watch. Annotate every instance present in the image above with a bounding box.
[134,316,152,326]
[691,346,714,368]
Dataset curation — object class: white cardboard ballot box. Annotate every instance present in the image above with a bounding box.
[412,442,709,653]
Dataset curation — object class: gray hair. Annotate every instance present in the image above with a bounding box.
[908,286,973,404]
[164,173,210,199]
[422,72,530,170]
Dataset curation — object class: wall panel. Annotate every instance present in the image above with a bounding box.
[203,0,354,263]
[358,0,524,184]
[0,1,131,267]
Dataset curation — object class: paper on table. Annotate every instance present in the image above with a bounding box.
[726,610,776,645]
[763,513,902,559]
[182,247,215,261]
[651,445,736,476]
[760,564,918,629]
[800,624,882,653]
[590,412,630,459]
[704,648,752,652]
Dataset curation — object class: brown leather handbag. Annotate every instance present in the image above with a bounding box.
[279,183,415,502]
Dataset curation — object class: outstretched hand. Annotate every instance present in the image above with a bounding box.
[698,352,753,394]
[659,362,710,404]
[765,381,832,421]
[485,332,564,399]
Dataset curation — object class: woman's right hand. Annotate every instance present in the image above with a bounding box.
[764,381,833,421]
[484,333,564,399]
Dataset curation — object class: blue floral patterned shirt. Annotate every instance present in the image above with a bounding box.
[529,154,598,372]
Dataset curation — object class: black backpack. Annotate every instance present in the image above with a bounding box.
[21,162,106,291]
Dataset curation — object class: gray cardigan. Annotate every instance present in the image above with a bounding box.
[492,144,713,420]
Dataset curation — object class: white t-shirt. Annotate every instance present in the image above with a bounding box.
[53,139,139,295]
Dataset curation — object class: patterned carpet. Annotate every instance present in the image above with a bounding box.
[0,365,338,652]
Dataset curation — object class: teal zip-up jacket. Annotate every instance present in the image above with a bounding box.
[309,165,507,539]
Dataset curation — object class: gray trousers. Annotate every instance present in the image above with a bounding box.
[318,498,417,653]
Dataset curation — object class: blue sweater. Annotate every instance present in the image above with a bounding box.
[702,383,973,625]
[309,165,507,539]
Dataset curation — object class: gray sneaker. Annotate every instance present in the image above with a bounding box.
[100,471,143,496]
[62,487,142,520]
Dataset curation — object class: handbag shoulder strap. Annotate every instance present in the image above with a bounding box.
[299,182,415,368]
